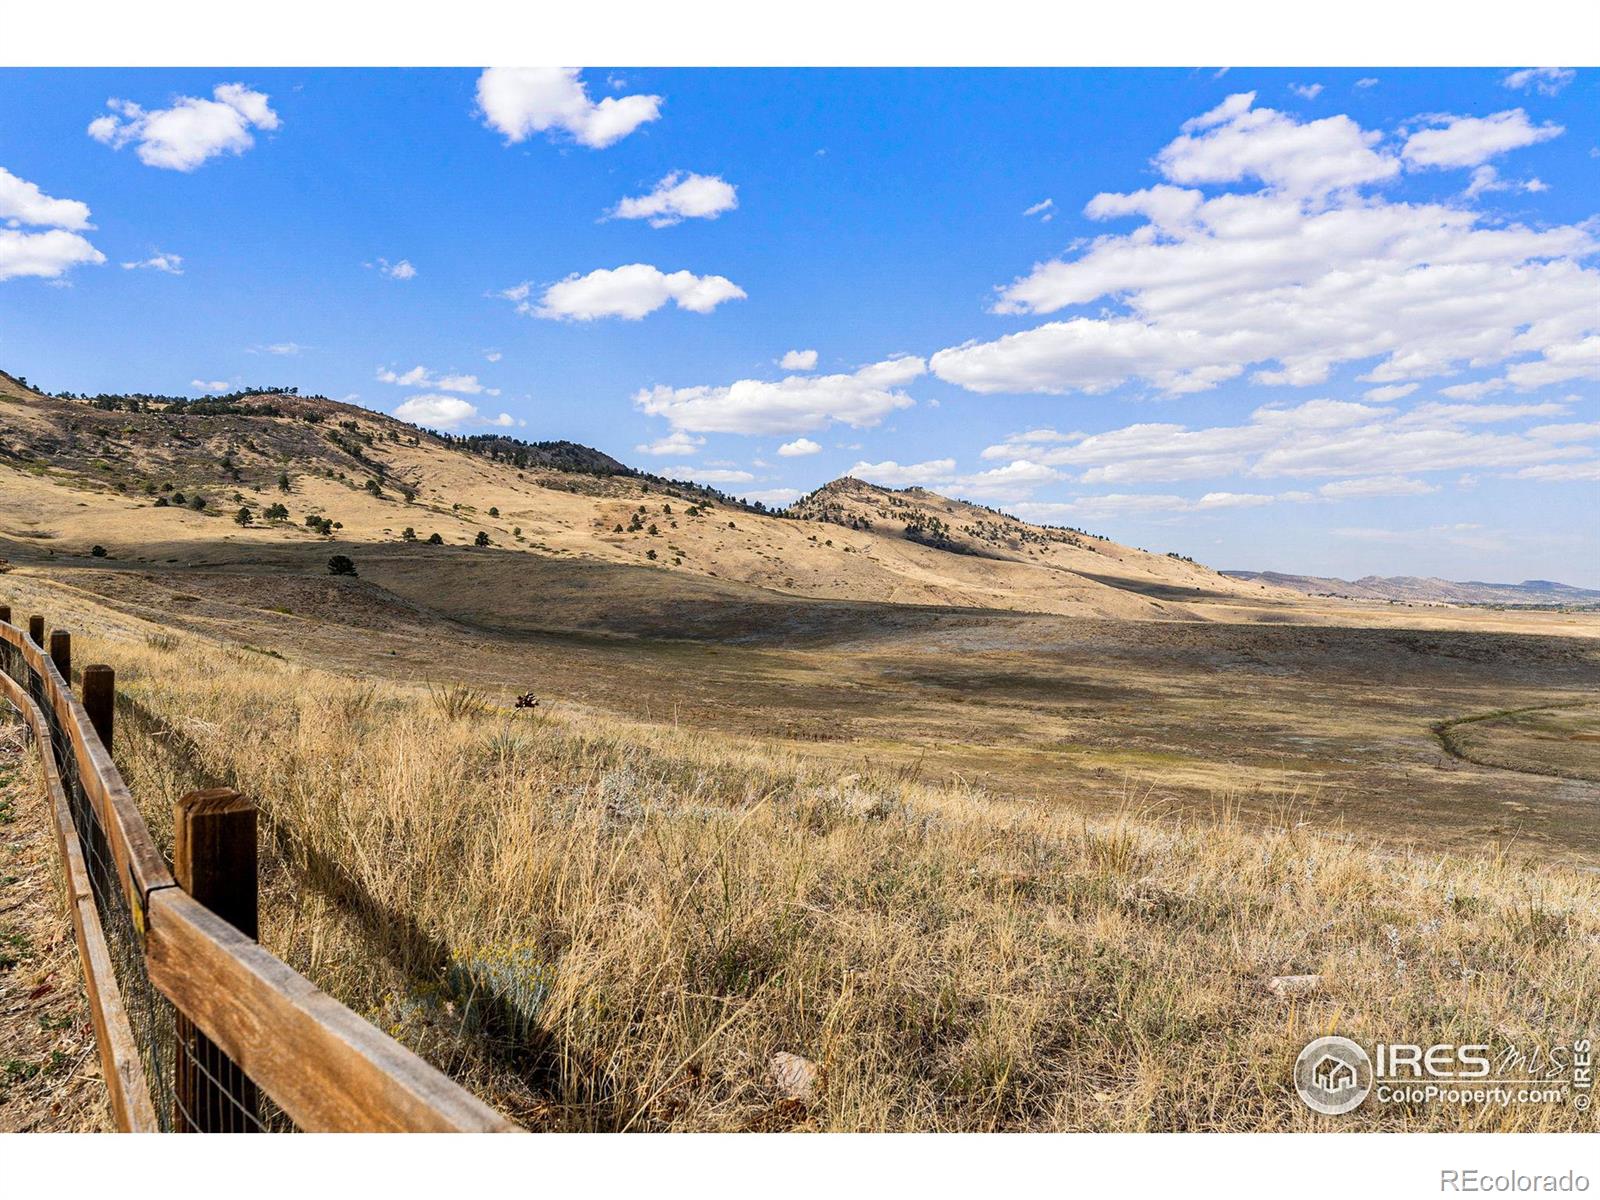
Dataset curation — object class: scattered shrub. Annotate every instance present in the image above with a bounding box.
[428,681,490,721]
[327,554,358,577]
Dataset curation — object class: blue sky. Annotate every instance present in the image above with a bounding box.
[2,67,1596,583]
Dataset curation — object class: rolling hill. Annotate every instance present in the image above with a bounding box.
[0,370,1297,624]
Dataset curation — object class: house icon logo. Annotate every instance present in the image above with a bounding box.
[1295,1036,1373,1115]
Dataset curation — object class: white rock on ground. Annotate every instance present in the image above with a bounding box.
[1266,974,1322,998]
[768,1052,820,1103]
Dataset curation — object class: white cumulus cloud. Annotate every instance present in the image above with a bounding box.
[777,437,822,457]
[0,229,105,282]
[1155,91,1399,197]
[930,93,1596,401]
[779,349,818,371]
[376,366,497,395]
[977,397,1595,487]
[1401,109,1562,170]
[1502,67,1575,96]
[847,459,957,487]
[0,166,93,231]
[1318,475,1440,499]
[612,171,737,227]
[393,394,516,430]
[635,355,925,436]
[634,431,705,456]
[374,257,415,280]
[121,252,183,274]
[0,166,103,283]
[739,488,803,507]
[662,465,754,485]
[89,84,279,171]
[476,68,661,150]
[511,263,746,321]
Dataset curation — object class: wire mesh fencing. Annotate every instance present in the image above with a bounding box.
[1,610,516,1133]
[3,623,292,1131]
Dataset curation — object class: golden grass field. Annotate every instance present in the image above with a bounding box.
[0,580,1592,1131]
[2,377,1597,1130]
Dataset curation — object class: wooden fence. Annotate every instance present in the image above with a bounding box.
[0,605,519,1132]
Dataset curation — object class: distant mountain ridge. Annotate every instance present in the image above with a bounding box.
[1222,571,1600,606]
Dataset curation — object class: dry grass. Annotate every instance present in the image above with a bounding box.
[0,726,113,1132]
[62,627,1599,1132]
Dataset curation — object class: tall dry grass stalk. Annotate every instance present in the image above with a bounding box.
[55,626,1600,1132]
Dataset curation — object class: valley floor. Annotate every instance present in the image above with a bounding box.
[8,550,1598,867]
[0,557,1596,1130]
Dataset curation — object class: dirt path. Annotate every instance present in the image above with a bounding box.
[0,718,110,1132]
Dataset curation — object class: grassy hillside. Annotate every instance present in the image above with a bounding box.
[0,371,1300,623]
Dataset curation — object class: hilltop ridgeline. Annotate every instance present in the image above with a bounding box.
[0,367,1298,621]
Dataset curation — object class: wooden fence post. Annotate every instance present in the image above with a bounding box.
[28,615,44,646]
[49,629,70,681]
[81,665,115,750]
[172,788,260,1132]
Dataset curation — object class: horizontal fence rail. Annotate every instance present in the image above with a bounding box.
[0,605,519,1133]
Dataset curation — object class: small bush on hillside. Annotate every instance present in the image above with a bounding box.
[401,527,416,541]
[475,531,491,547]
[265,503,289,520]
[489,507,499,518]
[190,495,207,511]
[153,496,169,507]
[278,471,291,492]
[234,507,253,526]
[91,544,108,558]
[427,532,443,545]
[428,681,490,721]
[327,554,358,577]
